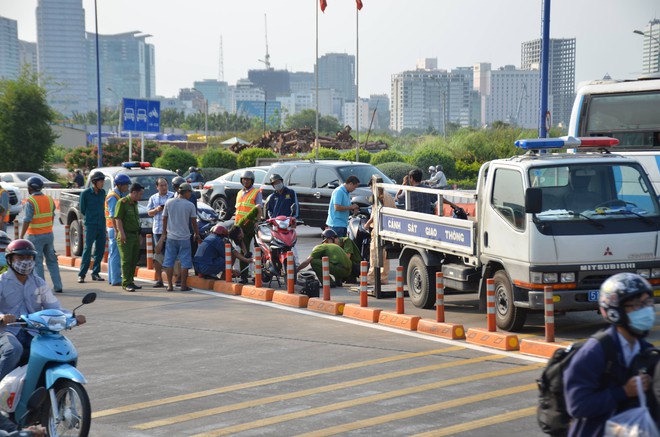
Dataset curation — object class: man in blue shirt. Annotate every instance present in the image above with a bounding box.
[78,171,106,283]
[325,176,360,238]
[147,177,174,287]
[265,174,299,219]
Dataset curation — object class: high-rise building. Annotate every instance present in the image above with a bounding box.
[483,65,540,129]
[194,79,229,113]
[230,79,265,114]
[19,40,38,76]
[638,19,660,74]
[289,71,314,95]
[37,0,88,115]
[86,31,155,109]
[0,16,20,80]
[317,53,355,101]
[521,38,575,127]
[248,69,290,99]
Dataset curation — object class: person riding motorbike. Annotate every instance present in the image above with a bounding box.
[265,174,299,219]
[0,240,86,382]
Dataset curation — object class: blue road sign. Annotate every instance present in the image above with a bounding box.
[122,98,160,133]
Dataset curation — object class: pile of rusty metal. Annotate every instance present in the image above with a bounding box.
[228,126,387,154]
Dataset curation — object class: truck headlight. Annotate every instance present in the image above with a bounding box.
[543,273,558,283]
[560,272,575,283]
[637,269,650,278]
[652,268,660,278]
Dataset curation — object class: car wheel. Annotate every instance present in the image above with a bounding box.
[70,219,83,256]
[212,197,230,221]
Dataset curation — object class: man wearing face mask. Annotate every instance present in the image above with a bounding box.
[265,174,299,219]
[0,240,87,381]
[563,273,656,436]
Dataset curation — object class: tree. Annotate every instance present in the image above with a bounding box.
[284,109,342,135]
[154,147,198,172]
[237,148,276,168]
[0,69,57,172]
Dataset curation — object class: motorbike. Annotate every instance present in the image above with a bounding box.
[255,215,301,286]
[347,202,372,263]
[197,202,221,239]
[0,292,96,437]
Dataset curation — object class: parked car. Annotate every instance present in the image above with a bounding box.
[0,182,22,222]
[58,162,178,256]
[261,160,394,228]
[0,172,61,189]
[201,166,269,220]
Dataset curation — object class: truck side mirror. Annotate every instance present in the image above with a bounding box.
[525,188,542,214]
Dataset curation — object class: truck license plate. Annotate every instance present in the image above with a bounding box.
[588,291,599,302]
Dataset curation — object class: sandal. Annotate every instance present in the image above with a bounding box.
[179,286,192,291]
[166,286,174,292]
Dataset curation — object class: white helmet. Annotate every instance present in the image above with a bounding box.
[428,166,436,173]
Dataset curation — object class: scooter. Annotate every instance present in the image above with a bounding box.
[0,292,96,437]
[255,215,301,286]
[197,202,220,239]
[347,203,372,262]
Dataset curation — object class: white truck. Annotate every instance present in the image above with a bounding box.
[372,137,660,331]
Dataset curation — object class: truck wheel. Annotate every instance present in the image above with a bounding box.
[70,219,83,256]
[212,196,230,221]
[407,255,435,309]
[493,270,527,332]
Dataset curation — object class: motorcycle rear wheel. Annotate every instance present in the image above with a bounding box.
[42,380,91,437]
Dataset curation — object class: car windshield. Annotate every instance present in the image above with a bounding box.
[529,163,660,221]
[337,165,393,186]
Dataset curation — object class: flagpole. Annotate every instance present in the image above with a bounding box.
[315,0,320,160]
[355,4,359,161]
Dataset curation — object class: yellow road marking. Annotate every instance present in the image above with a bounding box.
[93,346,463,419]
[135,353,505,430]
[411,406,537,437]
[190,364,543,437]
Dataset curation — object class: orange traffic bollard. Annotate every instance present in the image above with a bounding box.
[254,247,262,288]
[287,251,295,294]
[360,261,368,307]
[486,278,496,332]
[395,266,404,314]
[13,219,18,240]
[225,243,232,282]
[64,224,71,257]
[322,256,330,300]
[544,286,555,343]
[103,235,109,263]
[436,272,445,323]
[146,234,153,270]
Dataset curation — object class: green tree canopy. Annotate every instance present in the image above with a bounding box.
[154,147,198,172]
[199,148,238,169]
[237,148,277,168]
[284,109,342,135]
[0,69,56,172]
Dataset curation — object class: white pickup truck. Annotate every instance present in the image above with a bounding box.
[372,137,660,331]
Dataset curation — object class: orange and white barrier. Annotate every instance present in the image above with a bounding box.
[359,261,368,307]
[486,278,496,332]
[435,272,445,323]
[254,247,262,288]
[322,256,330,300]
[466,277,519,351]
[13,219,18,240]
[64,224,71,257]
[395,266,404,314]
[146,234,153,270]
[544,286,555,343]
[225,243,232,282]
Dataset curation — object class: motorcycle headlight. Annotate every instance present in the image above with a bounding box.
[42,314,68,332]
[140,216,153,230]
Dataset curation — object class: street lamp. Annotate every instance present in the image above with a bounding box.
[633,29,660,74]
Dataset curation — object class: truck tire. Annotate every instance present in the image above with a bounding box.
[407,255,435,309]
[493,270,527,332]
[70,219,83,256]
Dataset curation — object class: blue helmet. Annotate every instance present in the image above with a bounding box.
[114,174,131,186]
[26,176,44,190]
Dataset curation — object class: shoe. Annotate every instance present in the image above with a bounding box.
[175,281,181,287]
[131,284,142,290]
[91,274,104,281]
[111,283,122,286]
[179,286,192,291]
[153,281,164,288]
[54,289,63,293]
[123,285,135,292]
[77,276,85,284]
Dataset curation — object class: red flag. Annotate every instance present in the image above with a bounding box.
[320,0,327,12]
[356,0,363,10]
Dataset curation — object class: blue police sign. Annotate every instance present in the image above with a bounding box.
[122,98,160,133]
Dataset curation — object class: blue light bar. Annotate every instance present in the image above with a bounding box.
[514,138,567,150]
[121,161,151,169]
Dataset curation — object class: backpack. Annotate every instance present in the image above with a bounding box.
[537,330,617,436]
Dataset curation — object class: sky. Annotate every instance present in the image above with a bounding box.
[1,0,658,98]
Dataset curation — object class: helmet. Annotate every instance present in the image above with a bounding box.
[240,170,255,181]
[188,166,197,173]
[437,164,443,171]
[26,176,44,190]
[5,239,37,258]
[269,174,284,185]
[211,225,228,237]
[428,166,436,173]
[599,272,653,334]
[172,176,186,190]
[321,229,338,240]
[0,231,10,249]
[114,174,131,186]
[90,171,105,183]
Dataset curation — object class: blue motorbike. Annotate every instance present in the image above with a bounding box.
[0,292,96,437]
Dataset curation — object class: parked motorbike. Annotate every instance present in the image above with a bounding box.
[0,292,96,437]
[347,202,372,262]
[255,215,301,286]
[197,202,221,239]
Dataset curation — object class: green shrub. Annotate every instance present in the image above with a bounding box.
[237,148,277,168]
[305,147,341,160]
[370,150,405,166]
[154,147,198,172]
[201,167,232,181]
[448,177,478,190]
[339,149,371,163]
[199,148,238,170]
[454,160,482,181]
[376,162,416,184]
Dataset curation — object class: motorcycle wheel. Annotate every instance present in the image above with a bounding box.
[42,380,91,437]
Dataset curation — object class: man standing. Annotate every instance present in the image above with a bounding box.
[77,171,106,283]
[146,177,174,287]
[297,229,352,287]
[265,174,299,219]
[158,183,200,291]
[235,170,262,284]
[326,175,360,237]
[20,177,62,293]
[0,184,8,232]
[114,183,144,292]
[105,174,131,286]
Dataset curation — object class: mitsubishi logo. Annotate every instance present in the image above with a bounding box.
[604,247,613,256]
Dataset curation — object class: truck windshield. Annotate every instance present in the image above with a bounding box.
[528,163,660,220]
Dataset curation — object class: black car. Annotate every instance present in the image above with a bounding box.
[201,166,269,220]
[261,160,394,228]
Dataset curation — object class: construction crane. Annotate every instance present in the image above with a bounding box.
[258,14,271,70]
